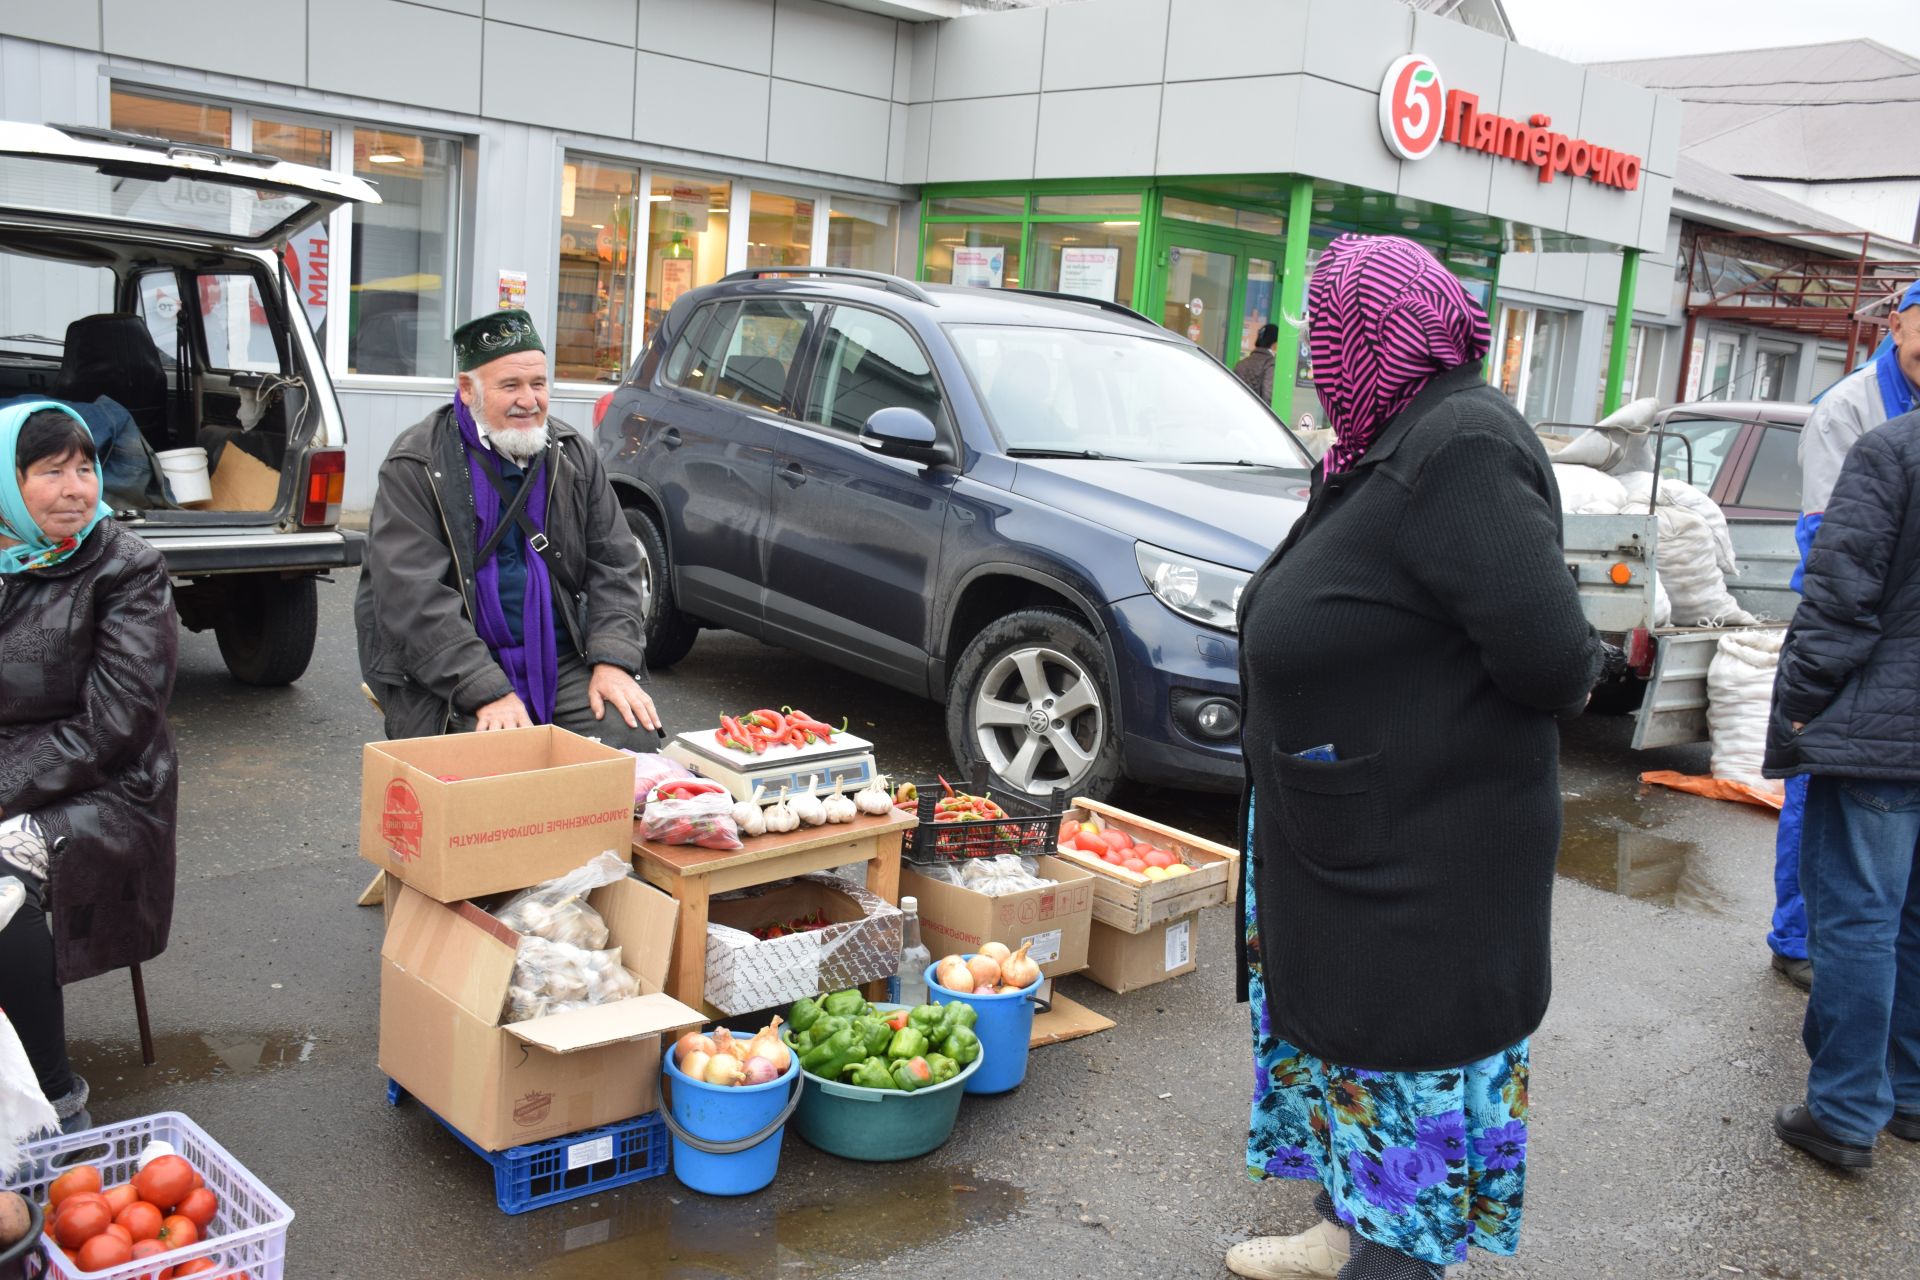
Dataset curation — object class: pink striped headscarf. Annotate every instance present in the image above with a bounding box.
[1308,235,1491,475]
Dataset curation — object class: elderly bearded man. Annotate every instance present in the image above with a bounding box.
[355,309,659,748]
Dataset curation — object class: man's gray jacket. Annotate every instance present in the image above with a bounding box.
[354,404,647,739]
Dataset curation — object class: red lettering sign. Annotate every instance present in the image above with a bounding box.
[1390,57,1642,191]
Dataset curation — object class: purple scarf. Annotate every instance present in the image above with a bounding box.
[1308,235,1492,475]
[453,395,558,724]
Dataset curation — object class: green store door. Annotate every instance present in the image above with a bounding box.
[1156,236,1282,370]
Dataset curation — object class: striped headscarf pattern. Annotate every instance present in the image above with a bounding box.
[1308,235,1492,475]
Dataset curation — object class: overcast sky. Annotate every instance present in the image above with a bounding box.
[1500,0,1920,63]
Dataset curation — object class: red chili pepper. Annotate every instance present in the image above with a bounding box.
[749,709,788,736]
[936,775,957,800]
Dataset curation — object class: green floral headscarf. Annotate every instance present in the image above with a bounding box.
[1,400,111,574]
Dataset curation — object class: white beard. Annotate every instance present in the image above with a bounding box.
[472,386,548,464]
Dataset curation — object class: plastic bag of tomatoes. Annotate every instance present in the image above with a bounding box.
[43,1150,221,1276]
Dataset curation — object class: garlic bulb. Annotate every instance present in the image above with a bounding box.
[853,774,893,816]
[764,795,800,833]
[790,778,827,826]
[822,782,857,824]
[730,797,767,837]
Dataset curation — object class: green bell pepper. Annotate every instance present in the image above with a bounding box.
[800,1027,864,1080]
[887,1027,930,1061]
[822,989,867,1018]
[939,1001,978,1035]
[939,1025,981,1066]
[847,1057,896,1090]
[811,1015,851,1046]
[789,1027,815,1056]
[907,1004,946,1035]
[787,997,824,1035]
[924,1052,959,1085]
[891,1056,934,1092]
[855,1015,893,1058]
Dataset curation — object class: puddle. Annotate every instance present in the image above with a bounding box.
[67,1028,326,1088]
[518,1168,1027,1279]
[1556,792,1727,914]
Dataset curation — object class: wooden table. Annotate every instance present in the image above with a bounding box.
[631,809,918,1014]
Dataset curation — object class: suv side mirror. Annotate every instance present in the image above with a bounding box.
[860,407,953,468]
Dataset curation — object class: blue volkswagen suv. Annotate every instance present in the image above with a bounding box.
[598,268,1313,800]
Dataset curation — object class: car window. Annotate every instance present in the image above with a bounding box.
[196,273,284,373]
[1658,419,1743,491]
[133,271,184,360]
[661,305,712,387]
[1737,426,1802,511]
[806,306,945,434]
[675,298,814,413]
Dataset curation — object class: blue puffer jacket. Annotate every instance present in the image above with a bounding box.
[1766,408,1920,780]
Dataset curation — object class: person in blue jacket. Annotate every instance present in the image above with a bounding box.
[1769,280,1920,991]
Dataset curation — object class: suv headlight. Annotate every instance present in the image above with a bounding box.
[1135,542,1251,633]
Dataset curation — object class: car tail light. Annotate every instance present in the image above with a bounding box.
[1626,626,1655,678]
[300,447,346,527]
[593,392,614,429]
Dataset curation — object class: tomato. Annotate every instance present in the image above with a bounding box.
[157,1214,199,1250]
[171,1259,219,1276]
[1101,831,1133,852]
[134,1156,197,1213]
[1143,849,1175,869]
[1101,850,1124,864]
[176,1187,218,1231]
[116,1200,164,1241]
[103,1183,140,1215]
[104,1223,134,1246]
[48,1165,103,1209]
[52,1197,112,1249]
[1122,858,1147,873]
[77,1233,134,1271]
[1073,830,1109,855]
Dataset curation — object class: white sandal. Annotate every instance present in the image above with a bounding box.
[1226,1219,1352,1279]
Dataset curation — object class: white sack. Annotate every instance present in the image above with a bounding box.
[1707,627,1786,787]
[1615,472,1755,627]
[1619,473,1738,573]
[1553,464,1630,515]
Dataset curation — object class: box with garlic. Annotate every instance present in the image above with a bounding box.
[493,851,644,1023]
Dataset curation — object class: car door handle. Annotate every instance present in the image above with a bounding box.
[778,463,807,488]
[660,427,682,449]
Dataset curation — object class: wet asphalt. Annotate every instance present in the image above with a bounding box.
[50,569,1920,1279]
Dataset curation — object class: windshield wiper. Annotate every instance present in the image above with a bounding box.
[1005,447,1137,461]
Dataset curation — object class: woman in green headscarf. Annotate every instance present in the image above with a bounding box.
[0,402,179,1133]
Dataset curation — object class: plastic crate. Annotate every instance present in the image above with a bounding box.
[7,1111,292,1280]
[900,768,1065,867]
[386,1080,668,1214]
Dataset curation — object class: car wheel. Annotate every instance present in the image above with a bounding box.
[624,506,699,669]
[214,575,318,686]
[946,607,1124,803]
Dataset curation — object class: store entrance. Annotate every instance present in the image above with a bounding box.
[1151,223,1284,369]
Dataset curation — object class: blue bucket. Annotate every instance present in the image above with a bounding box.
[660,1051,803,1196]
[925,958,1049,1095]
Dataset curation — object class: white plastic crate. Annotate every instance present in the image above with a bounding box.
[6,1111,292,1280]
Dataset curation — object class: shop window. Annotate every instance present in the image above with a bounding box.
[348,129,459,377]
[679,298,814,413]
[929,195,1023,218]
[747,192,815,269]
[925,225,1021,290]
[1030,222,1137,305]
[806,306,943,434]
[1240,258,1277,362]
[1595,322,1666,418]
[252,118,332,169]
[1754,347,1794,401]
[1033,193,1141,219]
[645,172,731,345]
[1495,306,1568,422]
[1163,197,1284,238]
[555,158,639,383]
[111,89,232,147]
[827,197,898,272]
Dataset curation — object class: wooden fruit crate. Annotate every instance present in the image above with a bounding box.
[1050,798,1239,934]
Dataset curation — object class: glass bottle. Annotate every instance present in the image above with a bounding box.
[889,895,932,1007]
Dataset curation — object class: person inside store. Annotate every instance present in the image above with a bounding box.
[355,309,660,748]
[1763,397,1920,1171]
[1229,236,1602,1280]
[0,402,180,1135]
[1235,322,1280,403]
[1767,278,1920,993]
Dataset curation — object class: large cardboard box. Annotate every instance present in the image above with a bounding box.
[703,875,903,1017]
[902,854,1094,977]
[360,726,637,903]
[379,875,701,1151]
[1052,798,1240,934]
[1083,913,1198,993]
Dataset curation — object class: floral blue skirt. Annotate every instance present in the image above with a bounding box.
[1245,810,1530,1267]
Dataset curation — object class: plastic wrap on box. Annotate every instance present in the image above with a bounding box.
[702,874,904,1016]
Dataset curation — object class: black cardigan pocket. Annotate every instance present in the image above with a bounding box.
[1267,749,1388,871]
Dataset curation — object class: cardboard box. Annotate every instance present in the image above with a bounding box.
[379,875,701,1151]
[206,444,281,510]
[902,854,1095,977]
[1052,798,1240,934]
[360,726,637,903]
[1083,913,1198,993]
[703,875,903,1017]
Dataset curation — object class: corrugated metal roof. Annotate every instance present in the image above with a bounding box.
[1593,39,1920,181]
[1673,156,1870,235]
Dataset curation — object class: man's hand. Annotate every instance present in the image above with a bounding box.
[588,664,660,731]
[1792,721,1806,734]
[475,691,534,731]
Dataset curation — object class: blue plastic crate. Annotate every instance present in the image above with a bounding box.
[386,1079,669,1214]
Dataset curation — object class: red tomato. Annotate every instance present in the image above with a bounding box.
[1122,858,1147,873]
[134,1157,196,1213]
[48,1165,103,1209]
[103,1183,140,1215]
[129,1237,172,1280]
[1073,830,1109,855]
[1101,850,1124,864]
[1101,831,1133,852]
[77,1233,134,1271]
[171,1260,219,1276]
[1143,850,1175,869]
[176,1187,218,1230]
[116,1200,164,1241]
[157,1214,199,1250]
[104,1223,134,1246]
[52,1198,112,1249]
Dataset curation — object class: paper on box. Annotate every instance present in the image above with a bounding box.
[902,854,1094,977]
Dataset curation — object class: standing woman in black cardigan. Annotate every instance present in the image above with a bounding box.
[1227,237,1602,1280]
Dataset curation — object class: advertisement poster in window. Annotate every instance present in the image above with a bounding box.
[281,221,330,331]
[660,258,695,311]
[497,269,527,310]
[952,246,1005,289]
[669,184,706,233]
[1058,246,1119,302]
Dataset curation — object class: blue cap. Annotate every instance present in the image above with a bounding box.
[1899,279,1920,312]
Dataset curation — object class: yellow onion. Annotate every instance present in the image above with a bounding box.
[746,1016,791,1072]
[978,941,1012,966]
[703,1053,744,1086]
[674,1030,716,1064]
[965,953,1002,990]
[934,954,973,992]
[1000,941,1042,988]
[681,1050,712,1081]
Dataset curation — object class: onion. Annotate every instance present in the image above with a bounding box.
[742,1055,781,1085]
[674,1031,716,1064]
[934,955,973,992]
[997,984,1022,994]
[711,1026,740,1060]
[681,1050,712,1081]
[965,954,1002,989]
[746,1015,790,1072]
[976,983,999,995]
[703,1053,744,1086]
[978,941,1012,965]
[1000,941,1042,989]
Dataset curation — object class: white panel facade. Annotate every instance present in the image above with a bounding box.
[636,0,774,74]
[633,51,769,159]
[1301,0,1410,93]
[931,6,1043,100]
[482,26,634,137]
[773,0,898,100]
[1481,44,1580,233]
[101,0,306,86]
[1034,86,1161,180]
[1163,0,1306,83]
[486,0,639,46]
[767,80,892,181]
[1393,12,1502,213]
[927,95,1040,181]
[1041,0,1169,93]
[308,0,481,115]
[1157,76,1299,175]
[1292,79,1401,193]
[0,0,100,50]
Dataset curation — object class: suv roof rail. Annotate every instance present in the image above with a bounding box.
[721,266,934,305]
[1007,288,1155,326]
[49,121,277,168]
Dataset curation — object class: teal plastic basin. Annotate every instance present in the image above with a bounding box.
[784,1003,984,1161]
